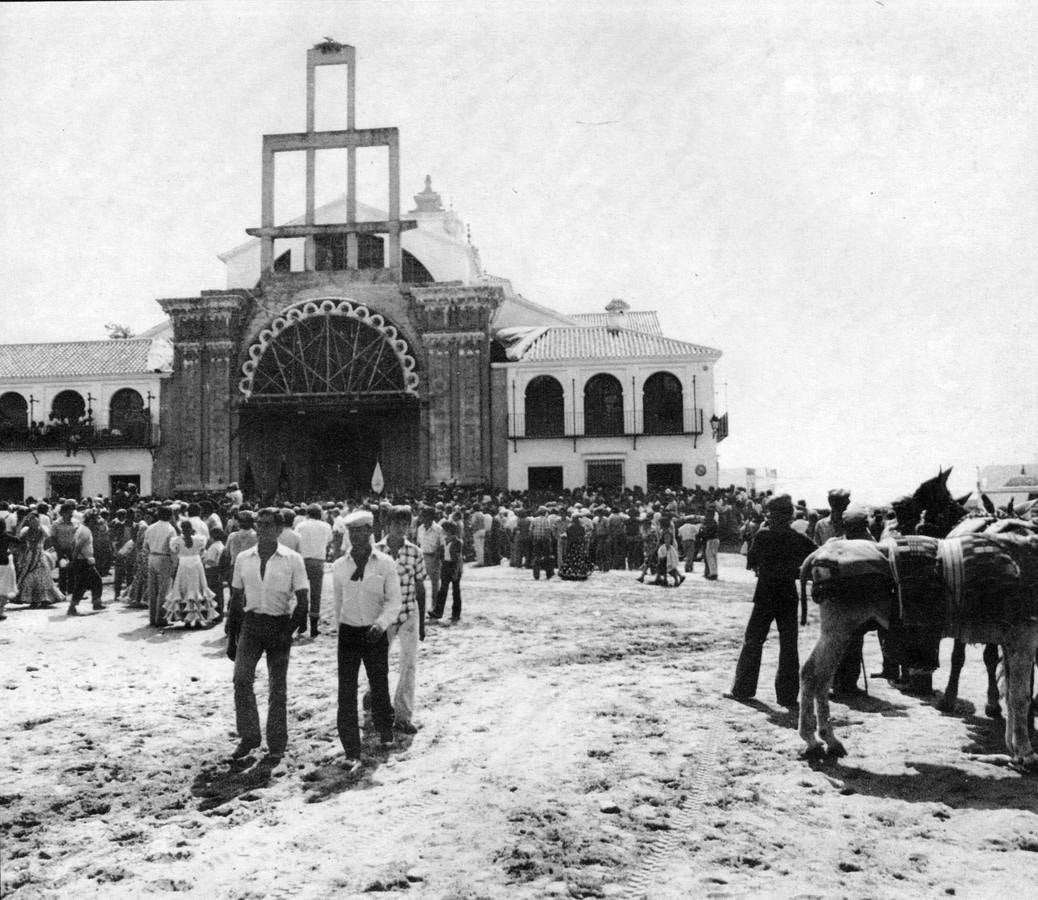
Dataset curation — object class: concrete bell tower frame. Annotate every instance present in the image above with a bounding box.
[246,42,416,281]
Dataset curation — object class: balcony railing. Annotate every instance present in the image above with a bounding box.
[508,408,706,440]
[0,420,157,453]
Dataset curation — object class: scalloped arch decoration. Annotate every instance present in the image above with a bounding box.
[239,298,420,399]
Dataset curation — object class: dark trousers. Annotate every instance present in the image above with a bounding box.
[731,577,800,706]
[532,538,555,580]
[433,559,462,619]
[303,558,324,619]
[337,625,392,758]
[233,612,292,754]
[70,559,102,607]
[626,536,643,570]
[205,569,224,617]
[57,556,73,595]
[113,555,134,598]
[833,628,866,692]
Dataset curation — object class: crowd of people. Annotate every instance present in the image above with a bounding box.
[0,480,869,767]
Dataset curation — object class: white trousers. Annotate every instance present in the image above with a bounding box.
[386,612,419,725]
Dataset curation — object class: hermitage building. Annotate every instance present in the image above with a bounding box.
[0,44,726,502]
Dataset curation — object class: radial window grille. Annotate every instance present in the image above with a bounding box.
[240,299,419,400]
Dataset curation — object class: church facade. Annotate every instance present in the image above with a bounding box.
[1,44,726,502]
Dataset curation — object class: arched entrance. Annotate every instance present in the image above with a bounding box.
[237,298,422,499]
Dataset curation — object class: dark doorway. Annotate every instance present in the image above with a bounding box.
[238,401,420,500]
[646,463,683,490]
[586,461,623,491]
[528,466,563,492]
[48,472,82,500]
[0,477,24,502]
[110,475,141,495]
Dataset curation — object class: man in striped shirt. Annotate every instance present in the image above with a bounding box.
[373,505,427,734]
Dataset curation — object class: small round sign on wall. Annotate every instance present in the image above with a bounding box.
[695,464,708,477]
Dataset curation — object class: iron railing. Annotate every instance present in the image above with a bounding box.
[0,420,157,452]
[508,407,706,440]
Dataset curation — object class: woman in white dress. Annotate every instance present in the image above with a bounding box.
[164,520,216,627]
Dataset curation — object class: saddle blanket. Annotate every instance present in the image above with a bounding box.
[802,539,892,585]
[886,532,1038,638]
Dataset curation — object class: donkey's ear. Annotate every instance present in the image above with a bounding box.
[941,467,953,483]
[1007,497,1015,516]
[982,494,996,515]
[955,492,972,507]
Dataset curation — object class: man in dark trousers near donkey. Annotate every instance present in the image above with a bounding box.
[726,494,818,708]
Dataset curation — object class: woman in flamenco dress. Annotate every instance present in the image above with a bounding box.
[163,520,217,627]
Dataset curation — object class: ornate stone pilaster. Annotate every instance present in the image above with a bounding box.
[156,291,252,492]
[411,284,502,486]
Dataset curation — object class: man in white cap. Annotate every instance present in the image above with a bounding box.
[331,509,401,771]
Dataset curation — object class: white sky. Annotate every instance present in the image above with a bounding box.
[1,0,1035,506]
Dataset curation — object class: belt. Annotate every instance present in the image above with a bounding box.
[244,610,291,622]
[149,552,171,557]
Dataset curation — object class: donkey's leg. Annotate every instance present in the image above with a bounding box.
[938,640,966,713]
[1003,635,1038,770]
[798,645,823,756]
[983,643,1002,719]
[801,605,854,758]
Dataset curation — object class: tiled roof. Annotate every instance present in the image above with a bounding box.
[569,311,662,335]
[514,326,721,362]
[0,339,161,379]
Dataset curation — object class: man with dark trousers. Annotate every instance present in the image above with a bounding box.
[331,509,401,773]
[726,494,817,708]
[227,507,308,761]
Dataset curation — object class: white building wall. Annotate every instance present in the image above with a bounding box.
[0,449,155,500]
[0,373,165,501]
[501,357,720,491]
[506,436,719,491]
[0,375,163,432]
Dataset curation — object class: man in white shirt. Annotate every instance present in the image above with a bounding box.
[416,506,444,603]
[228,507,308,761]
[144,506,178,627]
[331,509,401,771]
[295,503,332,638]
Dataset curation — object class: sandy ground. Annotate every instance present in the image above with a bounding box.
[2,552,1038,899]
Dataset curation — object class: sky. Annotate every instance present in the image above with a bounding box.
[1,0,1035,506]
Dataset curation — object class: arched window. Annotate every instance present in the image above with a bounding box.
[584,374,625,436]
[642,371,684,434]
[109,388,146,438]
[50,390,86,425]
[0,392,28,432]
[524,376,564,437]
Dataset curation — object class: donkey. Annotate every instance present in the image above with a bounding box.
[797,470,1038,770]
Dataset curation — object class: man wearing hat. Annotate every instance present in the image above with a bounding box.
[827,504,881,696]
[331,509,401,770]
[726,494,817,707]
[698,506,720,580]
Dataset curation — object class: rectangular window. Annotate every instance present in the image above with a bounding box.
[528,466,563,493]
[0,477,24,502]
[646,463,683,490]
[110,475,141,495]
[586,461,623,490]
[47,472,82,500]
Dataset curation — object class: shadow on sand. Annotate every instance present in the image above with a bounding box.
[804,752,1038,812]
[301,731,417,804]
[191,753,284,812]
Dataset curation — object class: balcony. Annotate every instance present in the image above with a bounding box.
[0,420,157,454]
[508,408,707,441]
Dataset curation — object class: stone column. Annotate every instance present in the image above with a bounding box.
[410,286,502,487]
[156,292,251,493]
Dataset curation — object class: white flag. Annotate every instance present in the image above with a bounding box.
[371,461,385,494]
